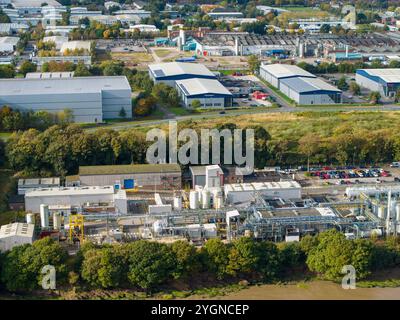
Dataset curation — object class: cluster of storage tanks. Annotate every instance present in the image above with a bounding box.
[189,188,224,210]
[26,204,63,231]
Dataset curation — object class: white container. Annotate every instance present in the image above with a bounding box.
[189,191,198,210]
[53,212,61,230]
[202,189,210,209]
[396,203,400,221]
[378,206,385,219]
[173,196,182,211]
[40,204,49,228]
[26,213,35,225]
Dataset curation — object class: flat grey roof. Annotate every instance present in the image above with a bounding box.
[260,64,316,79]
[149,62,216,78]
[280,77,341,93]
[0,76,131,95]
[176,78,232,96]
[12,0,62,7]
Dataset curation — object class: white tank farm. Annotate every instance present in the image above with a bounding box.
[202,189,210,209]
[26,213,35,225]
[40,204,49,228]
[53,212,62,230]
[189,191,199,209]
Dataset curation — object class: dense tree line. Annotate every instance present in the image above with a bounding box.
[1,230,399,293]
[6,118,400,176]
[0,106,73,132]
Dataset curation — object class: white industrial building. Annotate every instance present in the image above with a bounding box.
[148,62,217,86]
[60,40,91,53]
[42,35,69,50]
[0,222,34,252]
[0,76,132,123]
[259,64,316,89]
[26,72,74,79]
[224,181,302,203]
[280,77,342,105]
[175,78,233,109]
[24,186,128,214]
[356,68,400,97]
[260,64,341,105]
[0,36,19,52]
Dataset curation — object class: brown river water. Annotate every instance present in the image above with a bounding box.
[187,281,400,300]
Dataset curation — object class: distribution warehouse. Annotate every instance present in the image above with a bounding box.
[259,64,342,105]
[0,76,132,123]
[176,78,233,108]
[148,62,217,86]
[356,69,400,97]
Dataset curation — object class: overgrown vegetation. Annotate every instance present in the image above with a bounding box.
[1,230,400,295]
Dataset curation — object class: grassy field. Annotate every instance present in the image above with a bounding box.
[154,49,173,58]
[168,111,400,141]
[168,107,191,116]
[111,52,154,68]
[0,132,12,141]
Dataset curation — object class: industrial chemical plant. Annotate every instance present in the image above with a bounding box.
[3,163,399,252]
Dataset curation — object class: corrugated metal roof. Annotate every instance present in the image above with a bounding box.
[79,164,182,175]
[176,78,232,96]
[0,76,131,95]
[260,64,316,79]
[358,68,400,83]
[280,77,341,93]
[149,62,216,78]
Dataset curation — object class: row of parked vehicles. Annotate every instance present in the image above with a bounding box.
[310,168,390,180]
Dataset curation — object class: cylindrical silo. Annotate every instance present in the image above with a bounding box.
[214,191,224,209]
[202,189,210,209]
[378,206,385,219]
[40,204,49,228]
[26,213,35,225]
[396,203,400,221]
[173,196,182,211]
[189,191,198,210]
[53,212,61,230]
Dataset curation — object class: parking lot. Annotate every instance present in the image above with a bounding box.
[294,165,400,187]
[219,75,274,107]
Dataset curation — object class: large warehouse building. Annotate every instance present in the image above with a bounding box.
[259,64,316,89]
[148,62,217,86]
[0,76,132,123]
[356,69,400,97]
[25,186,127,214]
[176,78,233,109]
[259,64,341,105]
[280,77,342,104]
[72,164,182,190]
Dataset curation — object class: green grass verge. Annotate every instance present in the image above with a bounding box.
[0,132,12,141]
[357,279,400,288]
[168,107,191,116]
[256,76,296,105]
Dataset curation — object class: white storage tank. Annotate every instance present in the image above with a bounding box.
[40,204,49,228]
[53,212,61,230]
[173,196,182,211]
[26,213,35,225]
[396,203,400,221]
[189,191,198,210]
[378,206,385,219]
[202,189,210,209]
[214,192,224,209]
